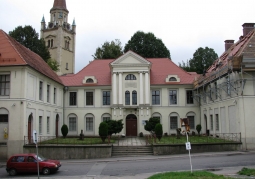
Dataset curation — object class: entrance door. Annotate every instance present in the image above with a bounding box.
[55,114,59,137]
[28,113,33,144]
[126,114,137,136]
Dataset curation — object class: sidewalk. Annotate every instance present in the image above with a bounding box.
[1,151,255,179]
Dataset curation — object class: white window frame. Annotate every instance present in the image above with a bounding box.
[47,117,50,134]
[39,81,43,101]
[85,90,94,106]
[53,87,57,104]
[47,84,50,103]
[151,90,160,105]
[0,74,10,97]
[39,116,42,134]
[69,116,77,131]
[169,89,178,105]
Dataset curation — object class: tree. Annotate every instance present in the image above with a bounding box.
[61,124,68,138]
[105,119,124,136]
[144,117,160,134]
[196,124,202,136]
[188,47,218,74]
[93,39,123,59]
[99,122,108,142]
[9,25,51,62]
[47,58,60,72]
[178,60,194,72]
[155,123,163,141]
[124,31,170,58]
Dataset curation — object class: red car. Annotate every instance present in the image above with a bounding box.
[6,153,61,176]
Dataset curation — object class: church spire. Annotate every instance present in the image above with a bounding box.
[51,0,68,13]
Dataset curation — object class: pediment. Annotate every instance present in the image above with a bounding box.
[111,51,151,66]
[45,35,56,39]
[64,36,71,40]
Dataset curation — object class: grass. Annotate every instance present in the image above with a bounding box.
[39,137,116,145]
[238,167,255,176]
[148,135,239,144]
[148,171,234,179]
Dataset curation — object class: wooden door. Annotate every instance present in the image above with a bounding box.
[126,114,137,136]
[28,114,32,144]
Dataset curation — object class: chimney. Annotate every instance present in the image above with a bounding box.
[242,23,255,36]
[224,40,234,51]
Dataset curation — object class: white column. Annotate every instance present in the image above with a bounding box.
[113,73,117,105]
[119,72,122,105]
[145,72,149,104]
[139,72,143,104]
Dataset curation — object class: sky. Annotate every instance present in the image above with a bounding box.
[1,0,255,73]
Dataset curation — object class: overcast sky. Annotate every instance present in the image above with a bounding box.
[1,0,255,73]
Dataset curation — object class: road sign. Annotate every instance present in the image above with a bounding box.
[186,142,191,150]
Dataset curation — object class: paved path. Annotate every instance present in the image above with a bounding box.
[113,136,147,146]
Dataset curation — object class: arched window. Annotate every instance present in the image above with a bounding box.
[101,113,111,122]
[125,91,130,105]
[47,40,50,48]
[169,77,177,81]
[68,114,77,132]
[132,91,137,105]
[86,78,94,83]
[85,114,94,132]
[125,74,136,80]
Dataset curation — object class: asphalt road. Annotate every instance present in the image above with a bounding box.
[1,151,255,178]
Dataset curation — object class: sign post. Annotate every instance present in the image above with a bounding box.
[185,132,193,173]
[33,130,40,179]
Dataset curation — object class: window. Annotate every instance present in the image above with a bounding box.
[47,85,50,103]
[186,90,194,104]
[125,91,130,105]
[187,116,195,129]
[152,90,160,105]
[65,40,70,50]
[59,12,63,18]
[66,63,69,70]
[0,114,8,122]
[215,114,219,131]
[86,92,93,105]
[39,81,43,100]
[53,88,56,104]
[103,117,110,122]
[132,91,137,105]
[47,117,50,134]
[170,116,178,129]
[210,115,213,130]
[69,92,77,106]
[125,74,136,80]
[0,74,10,96]
[103,91,110,105]
[215,82,218,100]
[39,116,42,134]
[86,117,93,131]
[51,39,53,47]
[47,40,50,48]
[69,117,76,131]
[86,78,93,83]
[169,77,177,81]
[169,90,177,105]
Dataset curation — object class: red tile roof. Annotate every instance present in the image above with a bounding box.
[60,57,197,86]
[0,30,63,85]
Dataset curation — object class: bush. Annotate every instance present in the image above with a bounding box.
[155,123,163,141]
[61,124,68,138]
[196,124,202,136]
[139,132,144,137]
[99,122,108,142]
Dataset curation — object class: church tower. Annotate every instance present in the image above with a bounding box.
[41,0,76,75]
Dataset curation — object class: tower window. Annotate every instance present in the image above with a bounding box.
[48,40,50,48]
[51,39,53,47]
[65,41,70,50]
[66,63,69,70]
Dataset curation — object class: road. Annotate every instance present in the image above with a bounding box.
[0,151,255,178]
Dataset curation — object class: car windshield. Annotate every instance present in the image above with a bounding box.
[35,155,47,161]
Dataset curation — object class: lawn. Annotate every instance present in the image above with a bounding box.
[39,136,116,145]
[238,167,255,176]
[148,171,234,179]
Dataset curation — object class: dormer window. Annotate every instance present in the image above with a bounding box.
[169,77,177,81]
[86,78,94,83]
[125,74,136,80]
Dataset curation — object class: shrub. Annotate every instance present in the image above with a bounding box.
[61,124,68,138]
[99,122,108,142]
[144,117,160,134]
[139,132,144,137]
[155,123,163,141]
[196,124,202,136]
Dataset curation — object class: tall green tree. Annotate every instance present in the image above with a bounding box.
[188,47,218,74]
[124,31,170,58]
[93,39,123,59]
[9,25,51,62]
[105,119,124,136]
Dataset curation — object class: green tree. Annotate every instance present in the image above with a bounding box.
[99,122,108,142]
[61,124,68,138]
[144,117,160,134]
[188,47,218,74]
[124,31,170,58]
[178,60,194,72]
[105,119,124,136]
[47,58,60,72]
[196,124,202,136]
[9,25,51,62]
[93,39,123,59]
[155,123,163,141]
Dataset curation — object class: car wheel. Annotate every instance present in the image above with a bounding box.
[42,168,50,175]
[9,168,17,176]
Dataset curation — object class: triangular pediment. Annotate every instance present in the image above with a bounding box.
[111,51,151,66]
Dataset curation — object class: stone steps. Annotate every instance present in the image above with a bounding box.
[112,146,153,157]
